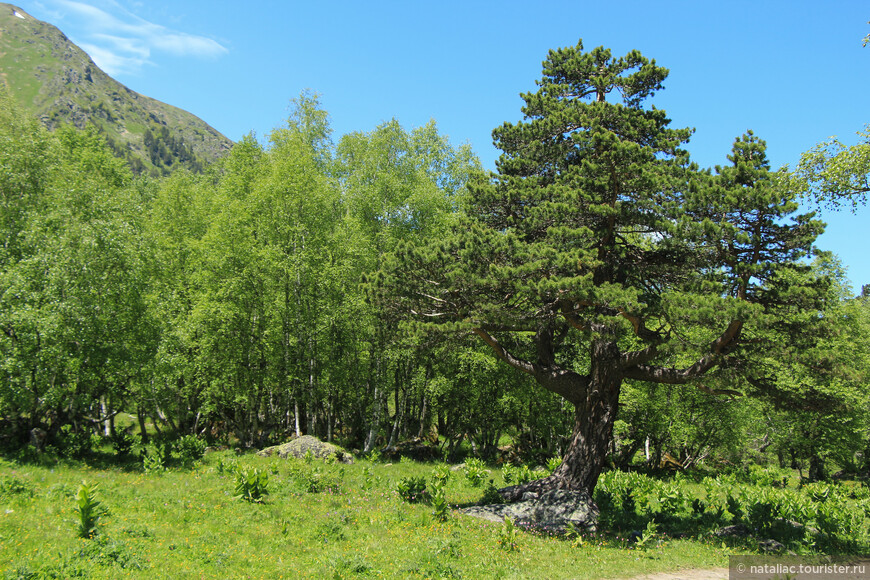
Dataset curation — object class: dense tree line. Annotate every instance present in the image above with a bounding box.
[143,125,203,175]
[0,42,868,488]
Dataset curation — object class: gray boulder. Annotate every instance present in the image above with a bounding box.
[713,523,752,538]
[759,538,789,554]
[460,489,599,533]
[257,435,354,464]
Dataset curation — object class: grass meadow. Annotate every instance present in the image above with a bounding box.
[0,448,745,579]
[1,444,867,579]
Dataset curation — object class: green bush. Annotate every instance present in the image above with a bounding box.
[497,517,519,552]
[431,463,450,488]
[652,481,688,515]
[463,458,488,488]
[745,488,779,533]
[57,425,94,459]
[141,434,173,472]
[634,520,660,551]
[361,465,379,490]
[110,430,139,457]
[397,476,429,503]
[234,467,269,502]
[481,479,504,505]
[744,465,790,488]
[174,434,206,463]
[502,463,533,485]
[546,456,562,473]
[301,466,342,494]
[141,446,165,474]
[215,455,238,474]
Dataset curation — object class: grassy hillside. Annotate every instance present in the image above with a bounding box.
[0,3,231,175]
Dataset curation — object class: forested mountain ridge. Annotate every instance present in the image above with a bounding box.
[0,3,231,175]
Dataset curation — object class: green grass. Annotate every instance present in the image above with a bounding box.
[0,451,748,579]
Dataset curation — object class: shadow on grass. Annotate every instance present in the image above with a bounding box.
[0,445,201,473]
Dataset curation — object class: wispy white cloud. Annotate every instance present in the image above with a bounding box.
[78,42,143,76]
[42,0,228,76]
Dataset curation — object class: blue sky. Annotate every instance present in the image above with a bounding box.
[16,0,870,289]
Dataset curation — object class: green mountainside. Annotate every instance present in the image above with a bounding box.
[0,3,232,175]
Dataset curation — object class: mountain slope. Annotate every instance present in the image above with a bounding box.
[0,3,232,175]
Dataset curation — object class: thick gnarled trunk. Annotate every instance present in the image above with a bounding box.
[500,340,622,502]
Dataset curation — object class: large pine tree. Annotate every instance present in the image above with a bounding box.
[378,41,825,500]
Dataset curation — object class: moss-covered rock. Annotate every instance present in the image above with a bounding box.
[257,435,354,464]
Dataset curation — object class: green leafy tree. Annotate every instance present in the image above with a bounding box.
[141,169,215,438]
[763,257,870,479]
[614,380,755,469]
[42,127,154,436]
[378,41,827,500]
[0,88,153,440]
[336,119,480,451]
[0,87,56,435]
[791,125,870,210]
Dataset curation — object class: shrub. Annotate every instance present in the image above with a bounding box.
[546,456,562,473]
[141,434,173,472]
[397,476,429,503]
[174,434,206,464]
[481,479,504,505]
[301,466,342,494]
[57,425,94,459]
[497,517,519,551]
[725,491,744,523]
[502,463,532,485]
[464,457,488,488]
[745,464,790,488]
[431,463,450,488]
[565,522,586,548]
[234,467,269,502]
[215,455,238,475]
[110,430,138,457]
[141,446,165,474]
[595,471,658,529]
[361,465,379,491]
[634,520,660,550]
[653,481,688,515]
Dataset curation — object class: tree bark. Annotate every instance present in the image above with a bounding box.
[363,383,380,454]
[479,318,740,504]
[499,339,622,501]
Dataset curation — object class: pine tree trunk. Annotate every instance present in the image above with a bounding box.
[500,340,622,502]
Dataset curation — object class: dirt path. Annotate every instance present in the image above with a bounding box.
[628,568,729,580]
